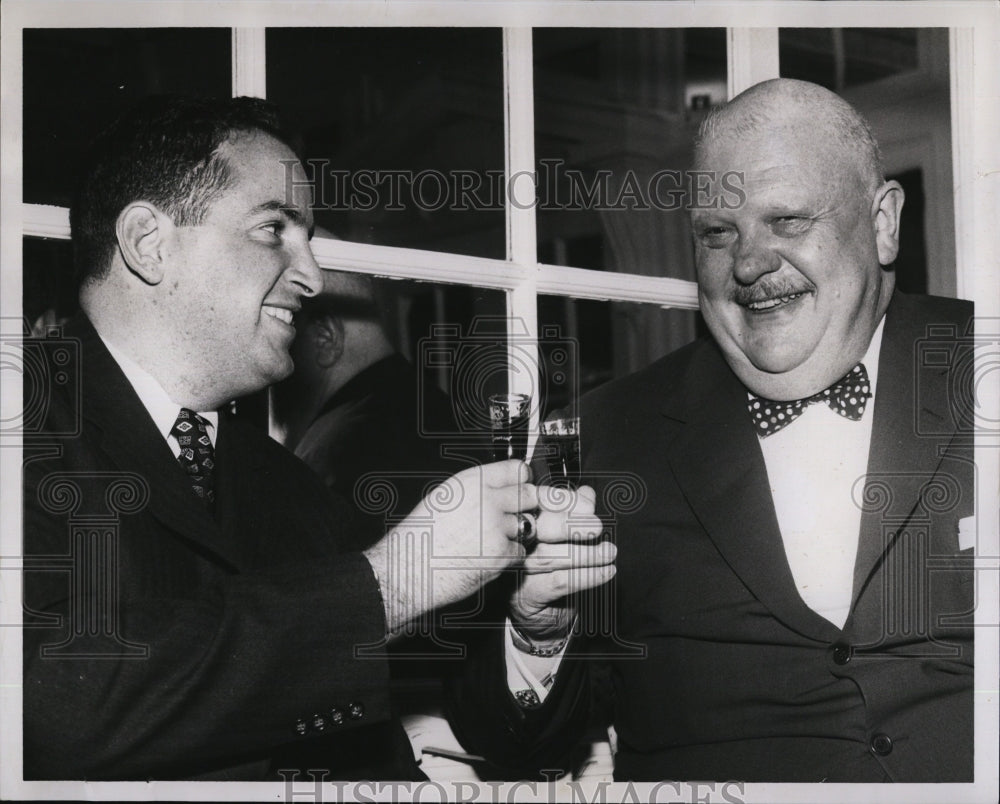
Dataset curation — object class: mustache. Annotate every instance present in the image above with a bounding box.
[730,277,814,306]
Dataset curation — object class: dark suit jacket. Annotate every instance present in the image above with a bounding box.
[450,292,975,782]
[21,315,419,780]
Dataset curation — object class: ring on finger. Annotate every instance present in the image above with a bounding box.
[515,511,537,545]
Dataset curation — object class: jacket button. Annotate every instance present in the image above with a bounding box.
[870,733,893,756]
[294,719,308,736]
[311,714,327,732]
[348,701,365,720]
[832,644,851,665]
[330,707,345,726]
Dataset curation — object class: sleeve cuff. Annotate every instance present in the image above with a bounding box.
[504,618,569,705]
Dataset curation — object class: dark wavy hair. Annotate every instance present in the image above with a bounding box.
[70,95,300,285]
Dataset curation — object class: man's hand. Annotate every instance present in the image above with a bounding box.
[364,460,534,638]
[509,485,615,645]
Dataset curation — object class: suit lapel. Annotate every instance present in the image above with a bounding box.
[74,316,242,571]
[213,414,273,566]
[662,343,840,643]
[850,293,956,608]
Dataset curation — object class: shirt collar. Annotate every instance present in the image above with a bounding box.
[101,337,218,445]
[860,313,885,402]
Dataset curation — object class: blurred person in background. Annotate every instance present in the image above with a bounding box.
[273,264,458,547]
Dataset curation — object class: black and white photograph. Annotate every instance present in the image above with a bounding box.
[1,2,997,802]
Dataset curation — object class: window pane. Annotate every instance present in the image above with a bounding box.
[534,29,727,279]
[23,29,231,207]
[23,237,76,329]
[890,168,927,294]
[779,28,953,296]
[779,28,919,91]
[267,29,505,260]
[538,295,703,414]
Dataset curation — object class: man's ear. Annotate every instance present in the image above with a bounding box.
[871,180,905,267]
[115,202,171,285]
[313,315,346,369]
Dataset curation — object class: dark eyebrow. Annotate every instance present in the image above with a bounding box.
[249,200,315,238]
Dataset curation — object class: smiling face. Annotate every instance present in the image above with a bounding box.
[163,132,322,407]
[690,92,902,400]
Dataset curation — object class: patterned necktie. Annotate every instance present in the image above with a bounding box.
[170,408,215,506]
[748,364,871,437]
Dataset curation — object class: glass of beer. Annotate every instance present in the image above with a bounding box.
[489,393,531,462]
[539,414,581,488]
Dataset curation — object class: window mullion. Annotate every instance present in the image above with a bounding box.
[21,205,69,240]
[503,27,540,434]
[310,236,524,290]
[538,264,699,309]
[232,28,267,99]
[949,27,975,302]
[727,28,780,97]
[505,27,538,269]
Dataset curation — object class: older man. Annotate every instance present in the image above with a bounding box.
[451,78,974,783]
[21,95,607,780]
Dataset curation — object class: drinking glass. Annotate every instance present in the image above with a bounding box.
[488,393,531,462]
[539,415,581,488]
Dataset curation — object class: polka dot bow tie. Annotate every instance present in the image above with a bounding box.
[747,364,871,437]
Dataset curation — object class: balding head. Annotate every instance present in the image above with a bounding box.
[695,78,884,199]
[689,78,904,401]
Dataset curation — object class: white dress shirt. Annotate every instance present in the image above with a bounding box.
[102,337,218,452]
[758,316,884,629]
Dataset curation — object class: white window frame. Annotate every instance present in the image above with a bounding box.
[10,13,991,439]
[3,4,998,802]
[16,18,984,415]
